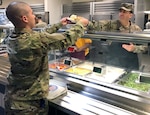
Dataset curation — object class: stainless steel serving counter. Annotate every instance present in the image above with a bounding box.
[49,58,126,83]
[49,71,150,115]
[84,31,150,44]
[49,59,150,115]
[49,89,137,115]
[48,32,150,115]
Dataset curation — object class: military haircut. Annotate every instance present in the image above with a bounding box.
[6,1,30,25]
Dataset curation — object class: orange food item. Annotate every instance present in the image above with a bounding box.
[49,63,56,69]
[49,63,69,70]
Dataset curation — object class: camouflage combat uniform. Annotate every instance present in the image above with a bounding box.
[35,21,47,28]
[87,20,147,70]
[5,22,85,115]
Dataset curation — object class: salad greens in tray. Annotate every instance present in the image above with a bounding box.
[118,72,150,92]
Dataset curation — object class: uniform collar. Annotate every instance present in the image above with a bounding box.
[14,28,32,34]
[118,20,132,33]
[120,20,132,29]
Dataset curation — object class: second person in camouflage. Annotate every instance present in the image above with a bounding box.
[87,3,147,70]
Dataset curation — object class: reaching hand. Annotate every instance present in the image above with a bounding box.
[67,14,89,27]
[77,16,89,27]
[60,17,68,26]
[122,43,135,52]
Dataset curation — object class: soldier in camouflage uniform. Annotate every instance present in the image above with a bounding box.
[5,1,88,115]
[87,3,147,70]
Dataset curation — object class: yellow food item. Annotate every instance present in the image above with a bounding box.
[68,14,81,23]
[65,67,91,76]
[75,38,92,56]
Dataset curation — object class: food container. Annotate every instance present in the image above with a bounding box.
[117,72,150,92]
[65,67,92,76]
[49,62,69,71]
[49,57,83,71]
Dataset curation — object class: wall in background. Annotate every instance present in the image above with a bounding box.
[45,0,72,24]
[144,0,150,10]
[0,0,44,8]
[0,0,71,25]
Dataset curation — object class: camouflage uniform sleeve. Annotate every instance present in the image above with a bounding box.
[40,22,85,50]
[135,26,142,32]
[132,23,142,32]
[44,23,63,34]
[133,45,148,53]
[131,23,147,53]
[87,20,112,32]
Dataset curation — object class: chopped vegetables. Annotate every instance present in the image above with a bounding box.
[118,73,150,92]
